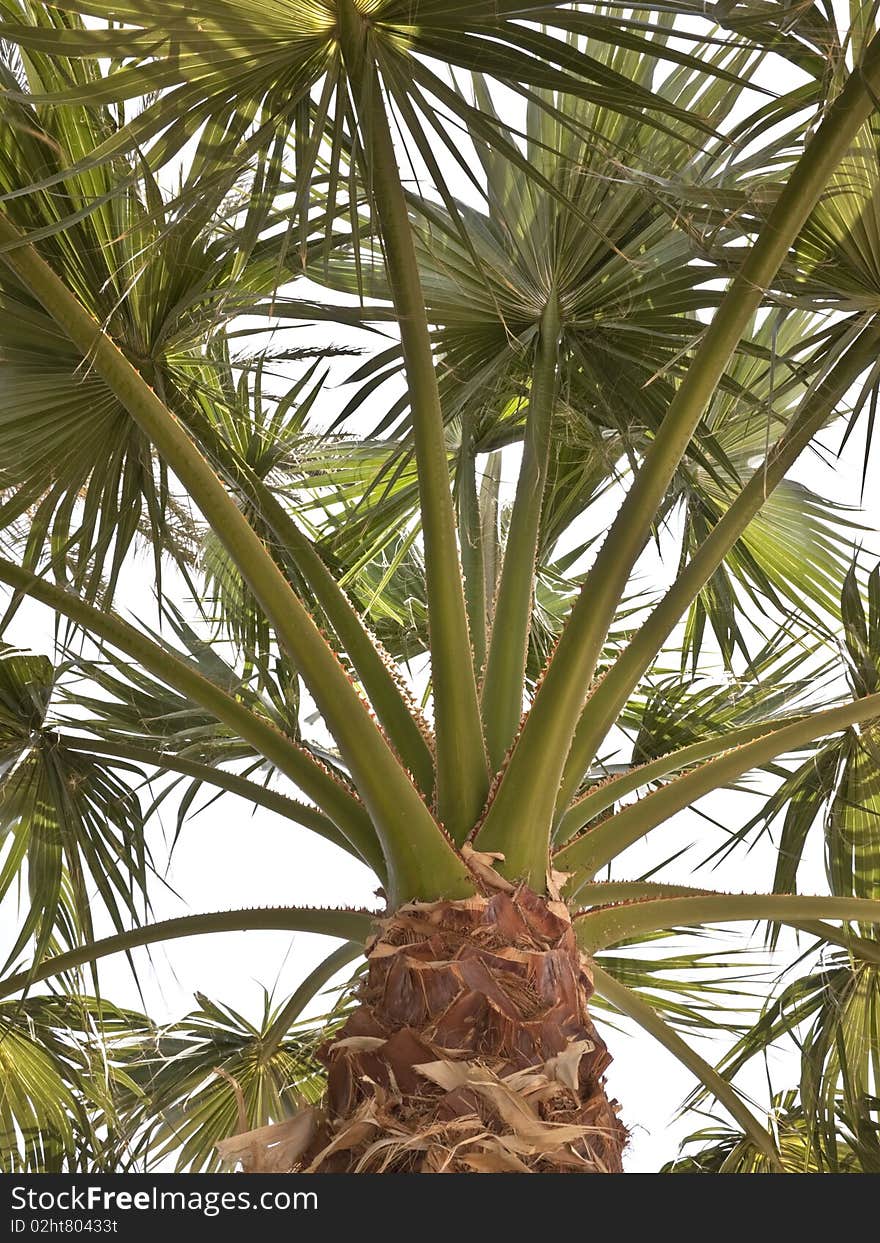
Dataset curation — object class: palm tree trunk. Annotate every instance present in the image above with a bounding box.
[303,886,625,1173]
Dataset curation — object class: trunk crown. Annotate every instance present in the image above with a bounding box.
[302,886,626,1173]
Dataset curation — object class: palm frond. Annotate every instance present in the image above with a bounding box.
[0,645,151,971]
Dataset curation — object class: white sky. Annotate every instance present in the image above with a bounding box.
[2,1,877,1173]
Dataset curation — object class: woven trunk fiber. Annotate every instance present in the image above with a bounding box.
[297,884,626,1173]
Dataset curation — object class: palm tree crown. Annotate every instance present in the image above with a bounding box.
[1,0,880,1172]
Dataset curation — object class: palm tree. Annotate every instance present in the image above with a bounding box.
[2,0,880,1172]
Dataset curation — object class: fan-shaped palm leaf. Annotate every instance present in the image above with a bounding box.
[0,645,151,970]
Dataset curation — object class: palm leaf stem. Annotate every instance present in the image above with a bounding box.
[0,907,374,1000]
[475,33,880,885]
[456,416,488,679]
[591,963,782,1169]
[337,0,489,842]
[555,320,880,817]
[575,883,880,965]
[481,291,561,770]
[0,210,471,902]
[60,735,358,860]
[578,894,880,954]
[556,692,880,877]
[0,555,383,871]
[259,939,362,1062]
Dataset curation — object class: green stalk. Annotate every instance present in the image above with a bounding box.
[578,894,880,954]
[209,451,434,797]
[260,939,362,1062]
[591,963,782,1170]
[255,482,435,798]
[481,450,503,627]
[457,416,488,678]
[573,881,880,965]
[475,36,880,884]
[555,712,813,844]
[0,556,382,873]
[556,691,880,878]
[336,0,489,841]
[0,907,375,1001]
[162,364,429,781]
[60,735,361,863]
[481,295,561,770]
[0,211,471,903]
[554,322,880,817]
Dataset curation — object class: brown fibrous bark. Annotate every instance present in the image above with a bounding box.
[216,885,626,1173]
[293,885,626,1172]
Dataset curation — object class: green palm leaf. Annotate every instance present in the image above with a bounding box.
[687,946,880,1171]
[0,646,151,970]
[3,0,880,1177]
[665,1090,879,1173]
[124,977,353,1173]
